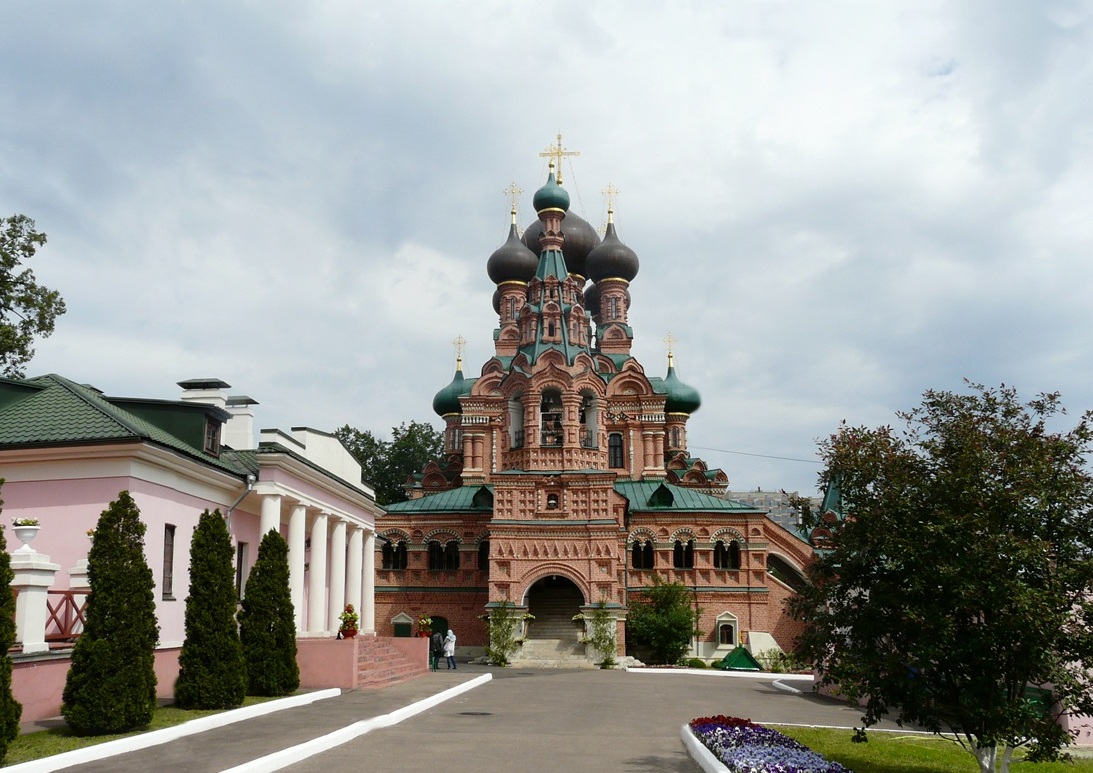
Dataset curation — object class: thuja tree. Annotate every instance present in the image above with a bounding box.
[790,383,1093,773]
[484,601,530,667]
[175,510,246,709]
[0,483,22,761]
[626,575,699,665]
[63,491,159,735]
[238,529,298,696]
[581,599,618,668]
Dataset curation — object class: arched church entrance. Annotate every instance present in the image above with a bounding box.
[526,575,584,642]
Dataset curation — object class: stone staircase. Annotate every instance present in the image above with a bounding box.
[356,636,428,688]
[511,585,594,668]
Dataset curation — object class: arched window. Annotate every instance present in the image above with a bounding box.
[540,389,563,447]
[383,541,407,570]
[719,622,737,646]
[608,433,624,468]
[478,540,490,571]
[427,540,444,570]
[673,539,694,569]
[671,426,681,448]
[444,540,460,571]
[631,541,654,570]
[714,540,741,570]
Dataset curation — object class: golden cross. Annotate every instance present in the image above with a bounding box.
[452,334,466,367]
[503,182,523,216]
[664,331,678,366]
[539,133,580,184]
[601,183,619,215]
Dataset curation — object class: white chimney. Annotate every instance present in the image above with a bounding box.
[224,395,259,450]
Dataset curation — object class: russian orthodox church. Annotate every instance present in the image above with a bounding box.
[375,144,813,665]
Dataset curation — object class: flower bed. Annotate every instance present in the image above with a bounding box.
[688,715,850,773]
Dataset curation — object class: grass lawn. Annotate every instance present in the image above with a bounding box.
[5,697,276,766]
[776,726,1093,773]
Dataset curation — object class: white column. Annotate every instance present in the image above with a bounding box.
[362,531,376,635]
[260,494,282,538]
[307,512,329,634]
[346,525,363,614]
[12,549,61,655]
[327,518,347,633]
[288,503,307,633]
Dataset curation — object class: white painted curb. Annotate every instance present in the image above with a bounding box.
[680,724,729,773]
[221,673,493,773]
[7,688,342,773]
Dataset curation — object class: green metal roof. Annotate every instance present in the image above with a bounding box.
[0,374,246,477]
[614,480,763,513]
[384,485,494,514]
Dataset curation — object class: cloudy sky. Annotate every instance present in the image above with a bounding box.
[3,1,1091,496]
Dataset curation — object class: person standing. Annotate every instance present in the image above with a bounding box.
[430,630,444,671]
[444,628,457,670]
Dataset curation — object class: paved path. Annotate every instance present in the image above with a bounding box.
[44,666,904,773]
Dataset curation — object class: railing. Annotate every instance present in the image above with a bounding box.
[45,590,87,643]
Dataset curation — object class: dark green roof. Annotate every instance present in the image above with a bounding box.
[384,485,494,514]
[0,374,245,477]
[614,481,763,513]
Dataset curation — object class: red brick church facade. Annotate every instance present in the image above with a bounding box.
[374,152,813,664]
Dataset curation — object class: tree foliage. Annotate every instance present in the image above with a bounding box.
[175,510,247,709]
[484,601,532,667]
[790,383,1093,773]
[626,576,699,665]
[335,420,444,505]
[63,491,159,735]
[0,482,22,761]
[238,529,298,696]
[0,214,66,377]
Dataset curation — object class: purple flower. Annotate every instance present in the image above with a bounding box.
[690,715,851,773]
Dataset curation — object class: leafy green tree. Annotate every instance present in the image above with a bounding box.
[175,510,246,709]
[0,214,66,377]
[238,529,299,696]
[0,482,22,761]
[63,491,159,735]
[627,576,699,665]
[580,598,618,668]
[335,420,444,505]
[790,383,1093,773]
[484,601,531,667]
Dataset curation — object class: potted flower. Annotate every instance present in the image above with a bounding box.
[11,518,41,550]
[417,615,433,637]
[339,604,359,639]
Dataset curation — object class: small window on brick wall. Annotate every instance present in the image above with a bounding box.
[429,540,460,571]
[673,539,694,569]
[382,541,407,570]
[631,541,654,570]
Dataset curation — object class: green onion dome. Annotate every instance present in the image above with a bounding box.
[533,169,570,213]
[432,363,471,417]
[487,217,538,285]
[586,219,639,283]
[661,363,701,415]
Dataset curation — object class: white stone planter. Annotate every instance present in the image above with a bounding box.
[12,524,40,552]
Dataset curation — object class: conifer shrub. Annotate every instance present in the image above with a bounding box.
[63,491,159,735]
[238,529,299,696]
[0,484,23,761]
[175,509,246,709]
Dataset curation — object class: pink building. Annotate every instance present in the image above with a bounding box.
[0,375,386,720]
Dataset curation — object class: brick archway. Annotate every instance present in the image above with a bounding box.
[525,575,584,641]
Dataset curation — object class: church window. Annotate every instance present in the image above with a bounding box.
[631,541,654,570]
[580,394,598,448]
[719,622,737,646]
[540,390,563,447]
[383,541,407,570]
[714,540,741,570]
[608,296,619,319]
[546,493,559,509]
[429,540,460,571]
[478,540,490,571]
[671,426,681,448]
[673,539,694,569]
[510,398,525,449]
[608,433,624,468]
[508,297,516,320]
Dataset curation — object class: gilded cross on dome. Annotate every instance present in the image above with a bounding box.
[503,182,523,221]
[664,331,678,367]
[539,133,580,184]
[452,334,466,367]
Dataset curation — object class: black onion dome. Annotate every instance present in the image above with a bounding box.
[487,222,538,284]
[584,282,601,316]
[522,210,601,279]
[586,220,639,283]
[492,288,501,314]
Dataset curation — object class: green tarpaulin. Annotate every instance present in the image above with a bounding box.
[712,646,762,671]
